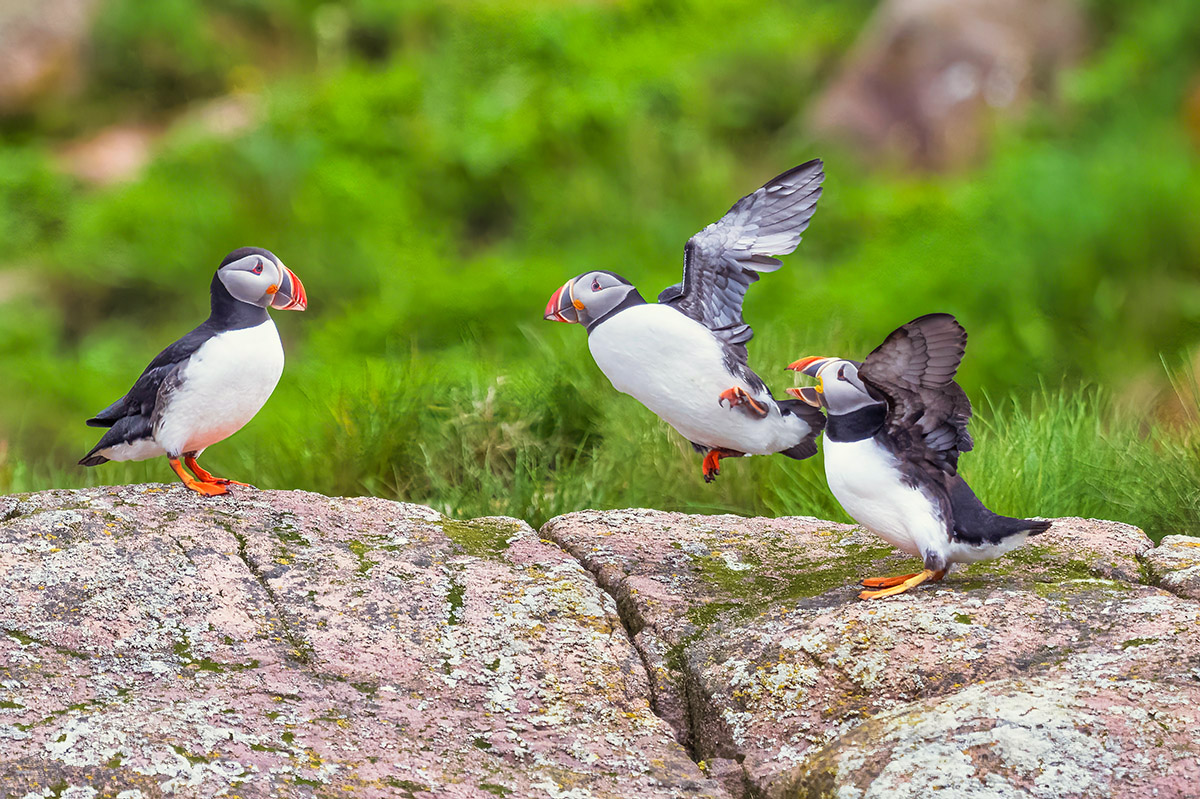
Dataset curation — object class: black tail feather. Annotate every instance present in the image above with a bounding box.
[949,475,1049,545]
[78,454,109,467]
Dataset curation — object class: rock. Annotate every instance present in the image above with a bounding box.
[0,485,720,798]
[0,0,100,115]
[1145,534,1200,599]
[542,510,1200,798]
[55,124,162,186]
[807,0,1086,170]
[5,488,1197,798]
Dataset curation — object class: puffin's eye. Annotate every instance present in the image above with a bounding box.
[253,261,264,275]
[837,366,848,381]
[591,278,601,291]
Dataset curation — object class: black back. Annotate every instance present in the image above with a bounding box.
[79,266,269,465]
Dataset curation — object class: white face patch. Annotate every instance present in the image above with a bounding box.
[217,254,284,307]
[818,361,882,415]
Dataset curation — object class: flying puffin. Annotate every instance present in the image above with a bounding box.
[786,313,1050,599]
[79,247,307,496]
[544,160,826,482]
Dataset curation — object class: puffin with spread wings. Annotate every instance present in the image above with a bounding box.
[544,160,826,482]
[787,313,1050,599]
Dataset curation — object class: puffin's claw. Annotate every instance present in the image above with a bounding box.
[858,569,946,600]
[184,456,255,488]
[701,450,722,483]
[170,459,231,497]
[718,387,769,419]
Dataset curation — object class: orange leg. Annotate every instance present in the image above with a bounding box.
[718,387,769,419]
[184,456,253,488]
[702,450,723,483]
[169,458,230,496]
[859,569,946,600]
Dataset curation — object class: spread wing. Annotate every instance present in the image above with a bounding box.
[858,313,972,479]
[658,160,824,362]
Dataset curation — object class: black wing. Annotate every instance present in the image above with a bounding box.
[858,313,972,481]
[79,323,215,464]
[658,160,824,359]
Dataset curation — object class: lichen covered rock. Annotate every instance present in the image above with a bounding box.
[0,485,719,798]
[541,509,1200,798]
[1145,534,1200,600]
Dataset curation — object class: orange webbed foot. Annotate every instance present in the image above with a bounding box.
[170,459,231,497]
[184,456,256,489]
[858,569,946,600]
[718,387,769,419]
[702,450,723,483]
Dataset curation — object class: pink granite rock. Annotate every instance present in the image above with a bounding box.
[541,510,1200,798]
[0,485,723,798]
[1144,534,1200,600]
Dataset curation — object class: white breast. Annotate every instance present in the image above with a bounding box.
[823,436,949,561]
[154,320,285,457]
[587,305,806,454]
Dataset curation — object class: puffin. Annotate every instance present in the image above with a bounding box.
[79,247,307,496]
[786,313,1050,599]
[544,160,826,482]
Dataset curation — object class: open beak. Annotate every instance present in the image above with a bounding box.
[544,278,581,324]
[786,356,831,377]
[269,266,307,311]
[785,356,831,408]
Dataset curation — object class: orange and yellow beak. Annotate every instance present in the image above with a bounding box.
[269,266,307,311]
[544,278,582,324]
[785,356,831,408]
[786,356,830,376]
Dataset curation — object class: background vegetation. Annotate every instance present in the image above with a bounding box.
[0,0,1197,540]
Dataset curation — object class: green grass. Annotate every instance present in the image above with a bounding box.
[5,341,1196,542]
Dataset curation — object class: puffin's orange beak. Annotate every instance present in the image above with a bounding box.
[270,266,307,311]
[544,279,580,323]
[786,356,830,376]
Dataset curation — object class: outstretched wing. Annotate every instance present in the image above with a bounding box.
[658,160,824,356]
[858,313,973,479]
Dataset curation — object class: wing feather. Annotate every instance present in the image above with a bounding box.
[859,314,973,479]
[658,160,824,355]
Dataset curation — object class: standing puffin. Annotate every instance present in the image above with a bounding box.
[79,247,307,496]
[544,160,826,482]
[786,313,1050,599]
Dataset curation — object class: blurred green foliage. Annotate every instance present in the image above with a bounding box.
[0,0,1197,538]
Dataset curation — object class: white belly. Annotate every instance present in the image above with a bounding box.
[154,321,285,457]
[587,305,804,454]
[824,436,948,560]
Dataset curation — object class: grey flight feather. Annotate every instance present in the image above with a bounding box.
[859,313,973,480]
[658,159,825,363]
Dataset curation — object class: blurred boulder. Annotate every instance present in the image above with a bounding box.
[0,0,101,115]
[808,0,1086,170]
[55,123,161,185]
[54,94,256,185]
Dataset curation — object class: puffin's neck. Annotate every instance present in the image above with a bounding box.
[585,289,647,333]
[208,273,270,330]
[826,403,887,442]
